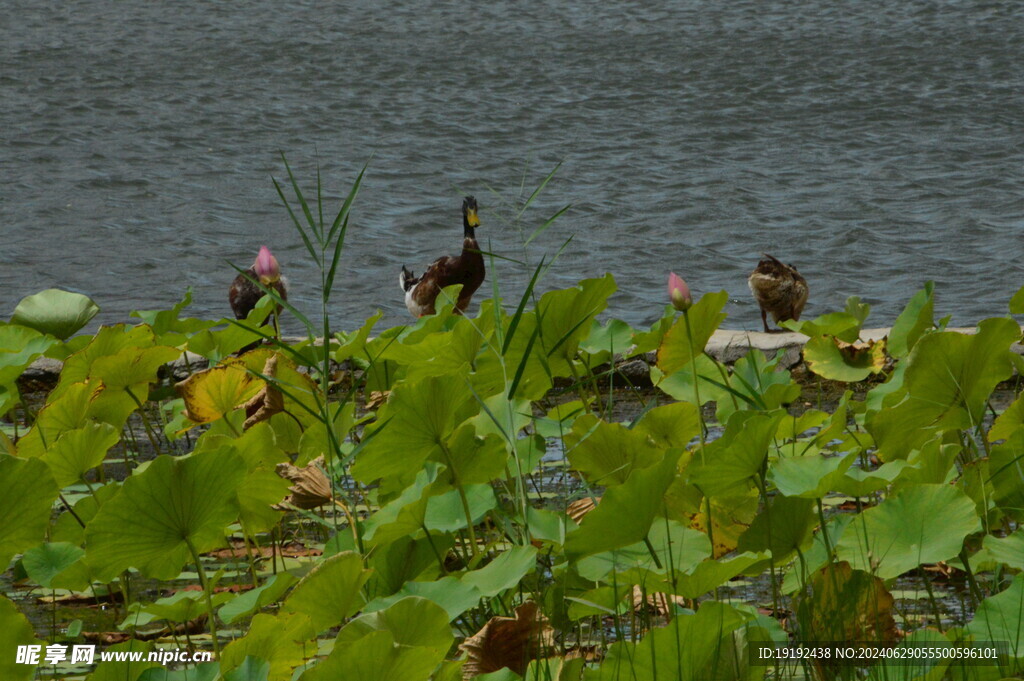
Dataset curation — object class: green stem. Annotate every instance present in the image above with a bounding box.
[438,441,480,558]
[185,537,220,658]
[682,310,707,457]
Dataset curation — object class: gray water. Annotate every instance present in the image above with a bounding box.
[3,0,1023,335]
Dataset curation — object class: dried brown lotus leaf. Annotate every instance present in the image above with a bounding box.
[460,601,555,678]
[274,455,332,510]
[566,497,599,524]
[242,354,283,430]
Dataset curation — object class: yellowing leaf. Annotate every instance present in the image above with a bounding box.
[175,358,262,424]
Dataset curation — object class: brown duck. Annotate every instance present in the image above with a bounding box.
[747,253,808,333]
[229,245,288,320]
[399,196,484,317]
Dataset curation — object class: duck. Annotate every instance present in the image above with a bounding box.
[229,245,288,320]
[747,253,808,333]
[399,196,485,317]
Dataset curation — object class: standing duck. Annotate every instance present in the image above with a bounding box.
[229,245,288,320]
[747,253,808,333]
[399,196,484,317]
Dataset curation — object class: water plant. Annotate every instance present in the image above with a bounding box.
[2,163,1024,681]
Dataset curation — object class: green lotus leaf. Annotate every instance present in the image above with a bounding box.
[334,596,452,659]
[656,290,729,374]
[0,323,55,386]
[11,288,99,340]
[91,344,180,391]
[366,534,454,597]
[888,282,935,358]
[737,495,816,564]
[423,484,496,533]
[221,658,270,681]
[672,551,769,600]
[632,401,701,450]
[53,324,154,394]
[575,520,710,582]
[966,573,1024,664]
[586,601,753,681]
[990,392,1024,443]
[768,451,856,498]
[566,449,682,560]
[40,422,119,487]
[804,335,887,382]
[363,576,482,620]
[138,663,222,681]
[867,318,1019,460]
[352,373,476,486]
[836,483,981,579]
[88,640,159,681]
[462,546,537,598]
[781,310,862,343]
[982,530,1024,571]
[536,273,617,365]
[334,310,384,364]
[85,451,245,582]
[564,413,663,486]
[0,595,42,681]
[0,457,59,571]
[282,551,371,632]
[834,459,912,497]
[121,589,233,628]
[580,317,634,362]
[431,422,509,485]
[220,613,315,681]
[362,465,440,546]
[301,630,440,681]
[22,542,85,589]
[219,573,298,625]
[689,410,785,497]
[629,304,675,356]
[990,431,1024,521]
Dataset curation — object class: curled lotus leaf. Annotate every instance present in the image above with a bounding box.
[175,358,262,424]
[804,336,887,383]
[459,602,555,678]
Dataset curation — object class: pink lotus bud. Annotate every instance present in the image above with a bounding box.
[668,272,692,311]
[254,246,281,284]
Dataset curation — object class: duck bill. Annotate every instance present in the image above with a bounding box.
[465,207,480,228]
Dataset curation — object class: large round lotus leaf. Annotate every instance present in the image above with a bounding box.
[282,551,371,633]
[836,483,981,579]
[0,595,42,681]
[85,451,245,582]
[0,457,59,571]
[11,288,99,340]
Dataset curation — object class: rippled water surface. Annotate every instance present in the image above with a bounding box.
[4,0,1023,332]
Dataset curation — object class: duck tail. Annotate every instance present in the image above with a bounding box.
[400,266,417,292]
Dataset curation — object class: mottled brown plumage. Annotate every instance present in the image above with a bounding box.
[747,253,808,333]
[400,196,485,317]
[229,246,288,320]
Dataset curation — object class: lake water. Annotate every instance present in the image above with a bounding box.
[4,0,1023,334]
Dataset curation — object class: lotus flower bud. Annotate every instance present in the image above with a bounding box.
[668,272,692,311]
[254,246,281,285]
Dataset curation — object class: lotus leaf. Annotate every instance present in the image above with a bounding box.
[85,451,245,581]
[11,288,99,340]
